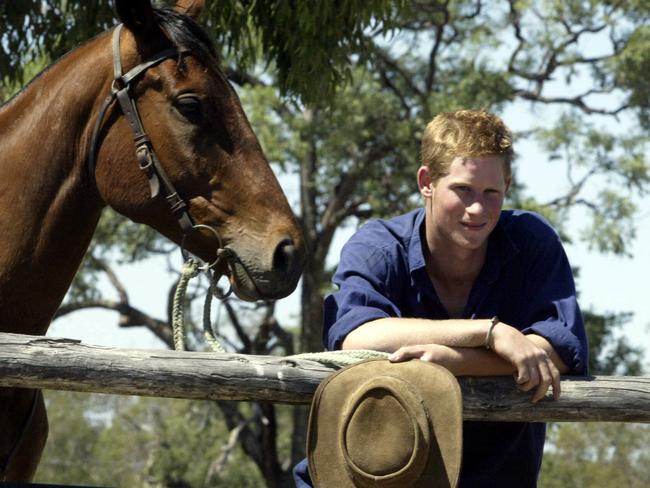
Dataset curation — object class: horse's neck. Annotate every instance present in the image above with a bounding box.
[0,34,112,334]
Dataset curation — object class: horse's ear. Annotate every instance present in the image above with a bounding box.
[175,0,204,19]
[114,0,156,32]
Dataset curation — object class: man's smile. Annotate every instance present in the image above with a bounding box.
[459,221,487,230]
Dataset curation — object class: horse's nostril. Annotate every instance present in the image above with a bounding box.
[273,237,296,274]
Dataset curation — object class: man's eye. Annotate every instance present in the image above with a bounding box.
[456,186,471,192]
[175,95,203,122]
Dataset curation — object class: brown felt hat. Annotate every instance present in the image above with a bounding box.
[307,359,462,488]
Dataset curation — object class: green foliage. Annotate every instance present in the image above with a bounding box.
[0,2,114,86]
[583,310,645,375]
[206,0,405,104]
[613,25,650,129]
[0,0,405,105]
[581,190,636,255]
[534,111,650,254]
[240,68,423,223]
[35,393,103,484]
[540,422,650,488]
[432,63,515,114]
[91,209,172,263]
[0,54,50,104]
[35,391,266,487]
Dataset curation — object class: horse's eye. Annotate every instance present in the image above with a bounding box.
[175,95,203,123]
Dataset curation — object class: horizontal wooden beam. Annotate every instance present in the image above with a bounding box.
[0,332,648,423]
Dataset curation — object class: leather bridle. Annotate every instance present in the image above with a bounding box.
[88,24,235,275]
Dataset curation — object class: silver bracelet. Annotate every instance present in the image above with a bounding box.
[485,316,500,350]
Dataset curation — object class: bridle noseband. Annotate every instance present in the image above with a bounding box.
[88,24,234,278]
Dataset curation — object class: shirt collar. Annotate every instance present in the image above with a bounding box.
[408,208,520,282]
[480,213,520,285]
[408,208,428,272]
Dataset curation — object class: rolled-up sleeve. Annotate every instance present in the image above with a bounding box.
[323,234,405,351]
[520,219,588,374]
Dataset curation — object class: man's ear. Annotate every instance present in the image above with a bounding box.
[417,166,433,198]
[505,177,512,194]
[114,0,155,33]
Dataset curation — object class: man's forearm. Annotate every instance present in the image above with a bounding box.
[419,346,515,376]
[341,317,492,351]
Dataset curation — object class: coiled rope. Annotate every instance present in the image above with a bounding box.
[171,258,389,368]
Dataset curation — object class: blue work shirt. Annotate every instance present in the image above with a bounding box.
[294,208,588,488]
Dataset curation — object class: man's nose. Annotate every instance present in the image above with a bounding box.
[466,198,486,215]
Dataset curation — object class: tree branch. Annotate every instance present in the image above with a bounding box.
[541,164,600,209]
[377,66,412,114]
[88,255,128,304]
[299,108,320,246]
[208,418,250,477]
[513,89,630,116]
[425,1,450,92]
[316,171,358,265]
[54,300,172,346]
[373,47,425,100]
[222,299,252,353]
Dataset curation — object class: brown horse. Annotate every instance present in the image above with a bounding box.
[0,0,304,481]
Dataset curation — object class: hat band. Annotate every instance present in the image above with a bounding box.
[339,375,432,487]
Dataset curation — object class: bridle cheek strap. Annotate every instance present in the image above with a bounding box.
[88,24,194,234]
[113,83,193,233]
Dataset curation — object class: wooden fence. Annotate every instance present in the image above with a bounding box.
[0,332,648,423]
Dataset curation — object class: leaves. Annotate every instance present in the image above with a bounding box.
[540,422,650,488]
[534,111,649,255]
[581,189,636,255]
[35,392,267,487]
[582,310,644,375]
[613,25,650,128]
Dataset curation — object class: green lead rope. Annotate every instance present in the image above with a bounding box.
[171,258,389,368]
[171,259,200,351]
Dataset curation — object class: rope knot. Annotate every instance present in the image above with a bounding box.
[181,258,200,279]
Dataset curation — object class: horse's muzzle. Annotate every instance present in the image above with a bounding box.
[228,236,304,301]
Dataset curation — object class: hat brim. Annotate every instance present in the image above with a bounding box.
[307,359,462,488]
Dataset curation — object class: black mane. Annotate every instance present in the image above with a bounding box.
[153,7,220,68]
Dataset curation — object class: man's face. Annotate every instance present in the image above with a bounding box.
[424,155,509,253]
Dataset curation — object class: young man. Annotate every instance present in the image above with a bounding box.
[294,109,588,487]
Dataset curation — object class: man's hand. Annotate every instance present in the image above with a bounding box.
[388,323,562,403]
[388,343,454,365]
[489,323,561,402]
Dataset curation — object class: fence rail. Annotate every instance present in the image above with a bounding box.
[0,332,648,423]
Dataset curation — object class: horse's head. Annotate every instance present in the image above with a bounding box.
[91,0,304,301]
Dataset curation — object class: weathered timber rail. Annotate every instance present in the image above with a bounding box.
[0,332,648,423]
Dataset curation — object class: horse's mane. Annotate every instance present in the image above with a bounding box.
[154,7,220,68]
[1,6,220,110]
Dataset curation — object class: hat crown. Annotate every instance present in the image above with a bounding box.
[345,392,414,474]
[341,376,430,487]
